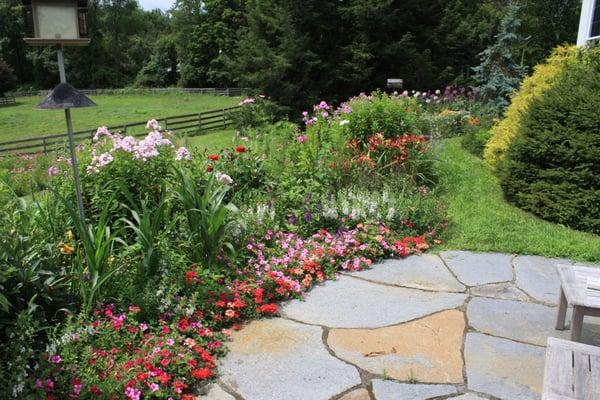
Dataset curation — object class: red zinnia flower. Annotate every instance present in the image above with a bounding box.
[208,154,219,161]
[206,165,214,172]
[235,145,246,153]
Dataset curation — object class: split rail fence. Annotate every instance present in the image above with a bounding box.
[0,106,241,155]
[8,87,248,98]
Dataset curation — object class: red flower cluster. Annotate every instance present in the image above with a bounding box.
[35,305,226,399]
[348,133,429,171]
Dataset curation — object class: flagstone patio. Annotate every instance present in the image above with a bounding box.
[200,251,600,400]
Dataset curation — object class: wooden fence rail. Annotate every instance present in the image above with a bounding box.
[0,106,241,156]
[0,96,16,105]
[8,87,249,98]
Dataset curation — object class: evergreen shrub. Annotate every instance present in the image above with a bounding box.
[484,45,576,168]
[499,46,600,234]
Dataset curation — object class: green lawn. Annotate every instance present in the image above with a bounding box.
[180,129,242,152]
[0,93,241,142]
[435,138,600,262]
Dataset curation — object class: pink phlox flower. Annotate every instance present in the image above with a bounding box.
[239,98,256,106]
[145,119,161,131]
[93,126,112,142]
[47,166,59,177]
[215,172,233,185]
[175,146,191,161]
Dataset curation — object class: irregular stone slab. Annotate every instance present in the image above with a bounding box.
[470,282,529,302]
[328,310,465,383]
[281,275,466,328]
[513,255,572,305]
[467,297,568,346]
[338,388,370,400]
[219,318,360,400]
[200,384,236,399]
[450,394,488,400]
[351,255,465,292]
[440,251,513,286]
[465,333,544,399]
[371,380,458,400]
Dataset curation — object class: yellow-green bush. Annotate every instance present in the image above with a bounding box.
[484,45,577,168]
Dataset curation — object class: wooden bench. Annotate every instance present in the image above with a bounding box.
[543,337,600,399]
[556,265,600,342]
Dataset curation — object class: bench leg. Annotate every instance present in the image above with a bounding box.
[556,288,568,330]
[571,306,584,342]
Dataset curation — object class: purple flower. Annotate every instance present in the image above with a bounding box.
[50,355,62,364]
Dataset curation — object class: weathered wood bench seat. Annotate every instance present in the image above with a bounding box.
[543,337,600,400]
[556,265,600,342]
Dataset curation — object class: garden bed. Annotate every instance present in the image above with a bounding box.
[1,92,457,398]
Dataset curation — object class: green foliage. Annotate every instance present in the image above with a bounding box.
[472,4,528,113]
[499,47,600,235]
[484,45,577,168]
[59,190,124,315]
[134,36,179,87]
[0,58,16,96]
[121,192,171,279]
[230,96,284,135]
[461,127,491,157]
[173,167,241,266]
[344,93,418,141]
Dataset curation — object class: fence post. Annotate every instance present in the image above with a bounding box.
[122,124,127,134]
[42,138,47,154]
[198,113,202,135]
[222,109,226,129]
[164,118,168,131]
[226,87,230,97]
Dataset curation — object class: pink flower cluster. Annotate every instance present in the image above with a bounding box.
[239,98,256,106]
[86,121,177,174]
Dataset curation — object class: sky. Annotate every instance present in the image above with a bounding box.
[138,0,175,11]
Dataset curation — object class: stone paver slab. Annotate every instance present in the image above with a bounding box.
[371,380,458,400]
[467,297,569,346]
[451,395,488,400]
[513,255,572,305]
[465,333,544,399]
[338,388,370,400]
[218,318,360,400]
[328,310,465,383]
[350,255,465,292]
[440,251,513,286]
[201,384,235,399]
[281,275,466,328]
[470,282,529,301]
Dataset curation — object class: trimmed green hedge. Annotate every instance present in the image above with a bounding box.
[499,47,600,234]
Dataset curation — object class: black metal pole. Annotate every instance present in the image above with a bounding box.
[58,47,86,222]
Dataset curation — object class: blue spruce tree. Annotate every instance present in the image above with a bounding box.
[472,4,527,113]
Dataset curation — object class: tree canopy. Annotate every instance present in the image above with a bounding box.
[0,0,581,108]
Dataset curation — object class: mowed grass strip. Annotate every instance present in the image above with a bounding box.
[0,93,242,142]
[435,138,600,262]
